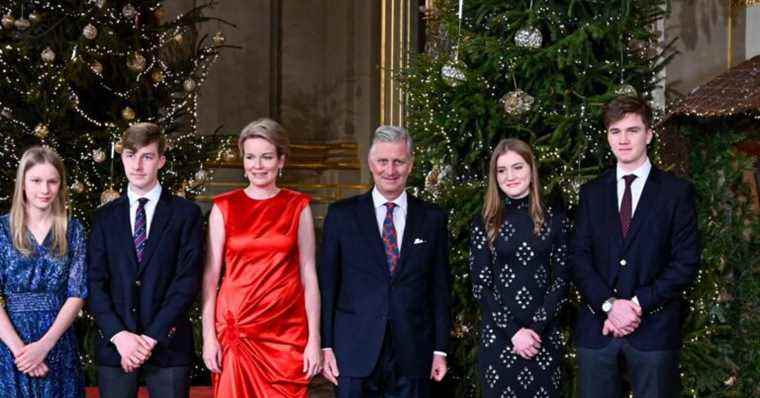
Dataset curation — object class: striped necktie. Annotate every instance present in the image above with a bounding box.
[133,198,149,263]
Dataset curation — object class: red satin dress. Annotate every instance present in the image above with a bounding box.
[212,188,311,398]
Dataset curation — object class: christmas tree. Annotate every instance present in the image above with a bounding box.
[400,0,672,396]
[0,0,229,382]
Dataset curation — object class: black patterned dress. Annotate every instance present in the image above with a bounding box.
[469,197,570,398]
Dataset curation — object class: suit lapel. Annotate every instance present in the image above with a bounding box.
[603,172,624,286]
[115,196,139,270]
[622,167,661,252]
[137,191,173,276]
[355,192,390,277]
[397,194,423,277]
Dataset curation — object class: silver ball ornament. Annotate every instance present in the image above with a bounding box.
[41,47,56,63]
[441,62,465,87]
[514,26,543,49]
[500,89,535,116]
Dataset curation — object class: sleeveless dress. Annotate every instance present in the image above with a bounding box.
[212,189,311,398]
[0,215,87,398]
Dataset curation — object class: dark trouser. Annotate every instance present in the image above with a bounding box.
[337,327,430,398]
[97,365,190,398]
[577,339,680,398]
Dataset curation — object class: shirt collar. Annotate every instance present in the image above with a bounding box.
[372,187,407,211]
[616,157,652,182]
[127,183,162,206]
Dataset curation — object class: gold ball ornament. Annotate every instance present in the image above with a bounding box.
[92,149,107,163]
[83,23,98,40]
[127,52,146,72]
[114,141,124,154]
[173,33,184,44]
[150,69,164,83]
[41,47,56,63]
[514,26,543,49]
[29,13,41,24]
[100,187,121,205]
[14,18,31,31]
[500,89,535,116]
[33,123,49,139]
[1,15,14,29]
[121,107,136,121]
[212,31,225,46]
[90,60,103,74]
[70,181,85,194]
[183,78,197,92]
[615,84,638,97]
[122,4,138,19]
[441,61,465,87]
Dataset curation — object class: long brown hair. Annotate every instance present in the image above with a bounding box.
[10,146,69,257]
[482,138,544,244]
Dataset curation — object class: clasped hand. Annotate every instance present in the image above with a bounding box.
[15,340,54,377]
[511,328,542,360]
[113,331,156,373]
[603,299,642,338]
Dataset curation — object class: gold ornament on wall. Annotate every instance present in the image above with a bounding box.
[212,31,225,46]
[33,124,49,139]
[121,107,136,121]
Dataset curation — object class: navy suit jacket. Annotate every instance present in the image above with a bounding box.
[572,167,700,351]
[319,191,452,378]
[87,190,203,367]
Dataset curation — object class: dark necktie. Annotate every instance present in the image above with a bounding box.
[620,174,637,238]
[133,198,149,263]
[381,203,400,275]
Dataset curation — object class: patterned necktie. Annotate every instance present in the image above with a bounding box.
[620,174,637,238]
[381,202,400,275]
[133,198,149,263]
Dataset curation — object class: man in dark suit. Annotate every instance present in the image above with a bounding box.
[88,123,203,398]
[319,125,451,398]
[572,96,701,397]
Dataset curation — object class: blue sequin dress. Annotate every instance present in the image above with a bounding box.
[0,214,87,398]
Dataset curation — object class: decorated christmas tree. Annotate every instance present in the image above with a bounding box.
[0,0,230,382]
[400,0,672,396]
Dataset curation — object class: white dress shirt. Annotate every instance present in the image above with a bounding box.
[372,187,408,252]
[616,157,652,217]
[127,183,162,239]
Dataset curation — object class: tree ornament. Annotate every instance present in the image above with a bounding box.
[183,78,197,92]
[29,12,41,24]
[33,123,49,139]
[194,169,208,182]
[14,18,31,30]
[212,31,225,46]
[90,60,103,74]
[223,149,237,162]
[100,187,120,205]
[514,26,542,49]
[121,107,136,121]
[1,15,14,29]
[500,89,535,116]
[127,52,146,72]
[95,0,106,9]
[615,84,638,97]
[92,149,107,163]
[83,23,98,40]
[122,4,138,19]
[150,69,164,83]
[173,33,184,44]
[0,109,11,119]
[41,47,56,63]
[114,141,124,154]
[425,164,453,194]
[441,61,465,87]
[70,181,85,194]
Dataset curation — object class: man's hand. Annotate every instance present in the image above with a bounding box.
[602,319,627,338]
[430,354,447,382]
[112,331,152,372]
[15,340,54,374]
[511,328,542,360]
[607,299,642,335]
[321,348,340,386]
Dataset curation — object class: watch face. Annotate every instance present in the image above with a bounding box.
[603,301,612,312]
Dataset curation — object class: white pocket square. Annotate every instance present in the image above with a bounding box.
[413,238,426,245]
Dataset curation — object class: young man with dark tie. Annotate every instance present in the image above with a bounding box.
[88,123,203,398]
[572,96,701,397]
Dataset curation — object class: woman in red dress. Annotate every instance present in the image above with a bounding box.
[201,118,322,397]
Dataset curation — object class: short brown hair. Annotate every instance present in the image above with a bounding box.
[120,122,166,155]
[603,96,652,129]
[238,118,289,158]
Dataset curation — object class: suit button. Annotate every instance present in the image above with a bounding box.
[135,280,141,287]
[619,259,627,266]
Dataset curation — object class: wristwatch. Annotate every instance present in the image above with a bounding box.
[602,297,617,313]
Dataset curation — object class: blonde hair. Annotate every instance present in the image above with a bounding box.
[10,146,69,257]
[237,118,289,159]
[483,138,544,244]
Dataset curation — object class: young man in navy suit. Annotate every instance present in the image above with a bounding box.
[88,123,203,398]
[572,96,701,397]
[319,125,451,398]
